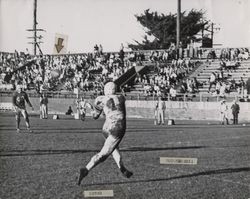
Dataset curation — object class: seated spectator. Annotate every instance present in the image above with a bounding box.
[169,86,177,101]
[144,84,152,96]
[230,78,236,90]
[180,80,187,93]
[215,81,221,95]
[219,82,227,97]
[193,77,202,90]
[65,106,73,115]
[208,72,217,92]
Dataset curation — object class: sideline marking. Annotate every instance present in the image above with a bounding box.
[160,157,198,165]
[84,190,114,197]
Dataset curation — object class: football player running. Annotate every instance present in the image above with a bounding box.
[12,84,34,133]
[77,82,133,185]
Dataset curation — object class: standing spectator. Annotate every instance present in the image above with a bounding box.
[208,72,216,92]
[154,102,158,125]
[78,97,92,121]
[231,100,240,124]
[155,97,166,125]
[219,82,227,97]
[220,100,229,125]
[169,86,177,101]
[40,92,48,119]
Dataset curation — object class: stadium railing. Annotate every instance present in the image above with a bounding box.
[0,90,246,102]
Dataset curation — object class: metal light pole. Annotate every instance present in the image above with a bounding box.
[211,22,214,48]
[176,0,181,48]
[27,0,45,55]
[33,0,37,55]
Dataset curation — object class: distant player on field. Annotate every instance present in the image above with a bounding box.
[77,97,92,121]
[12,84,34,133]
[40,92,48,119]
[77,82,133,185]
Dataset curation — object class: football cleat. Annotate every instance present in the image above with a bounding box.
[16,129,21,133]
[77,168,89,185]
[27,128,33,133]
[120,167,133,178]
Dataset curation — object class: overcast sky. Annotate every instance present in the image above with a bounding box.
[0,0,250,54]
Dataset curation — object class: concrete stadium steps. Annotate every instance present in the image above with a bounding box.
[199,69,250,73]
[186,59,250,94]
[130,84,145,93]
[197,73,250,78]
[194,60,250,79]
[192,76,250,83]
[197,72,250,78]
[129,63,157,94]
[202,65,250,69]
[200,67,250,72]
[198,90,239,95]
[197,90,240,97]
[196,77,250,82]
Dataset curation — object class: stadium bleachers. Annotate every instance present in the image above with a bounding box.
[0,47,250,102]
[190,60,250,94]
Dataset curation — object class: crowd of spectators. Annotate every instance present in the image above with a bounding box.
[0,46,249,99]
[219,48,249,61]
[134,57,195,99]
[207,69,248,98]
[0,44,137,94]
[0,43,183,95]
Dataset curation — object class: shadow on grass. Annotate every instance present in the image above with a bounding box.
[0,146,204,156]
[83,167,250,187]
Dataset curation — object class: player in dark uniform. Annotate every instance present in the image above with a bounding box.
[77,82,133,185]
[12,85,34,133]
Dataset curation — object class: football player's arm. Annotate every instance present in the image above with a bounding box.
[12,94,17,106]
[86,102,93,109]
[91,97,104,120]
[91,108,102,120]
[24,92,34,110]
[12,94,18,111]
[39,96,43,105]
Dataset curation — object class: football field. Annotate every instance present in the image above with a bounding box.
[0,113,250,199]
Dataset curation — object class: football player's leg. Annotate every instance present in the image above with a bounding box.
[42,105,46,119]
[157,110,161,124]
[112,148,133,178]
[154,111,157,125]
[112,148,123,169]
[45,105,48,118]
[15,110,21,131]
[86,135,120,171]
[160,110,165,124]
[40,106,42,119]
[78,135,120,185]
[22,110,30,129]
[220,113,224,124]
[81,112,85,121]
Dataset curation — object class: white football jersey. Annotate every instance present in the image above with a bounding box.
[95,94,126,138]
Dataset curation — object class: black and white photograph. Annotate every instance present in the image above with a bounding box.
[0,0,250,198]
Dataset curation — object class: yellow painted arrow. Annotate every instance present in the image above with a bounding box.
[55,38,64,53]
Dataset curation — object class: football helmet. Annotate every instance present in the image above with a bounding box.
[104,82,116,95]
